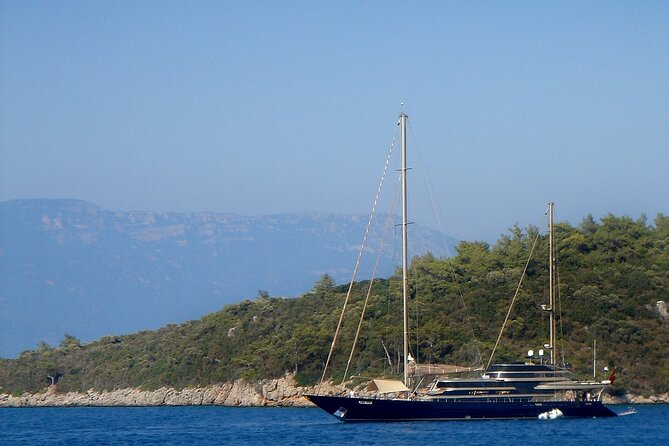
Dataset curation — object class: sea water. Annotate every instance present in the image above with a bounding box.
[0,405,666,445]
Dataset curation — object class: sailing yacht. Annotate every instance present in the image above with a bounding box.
[306,113,617,421]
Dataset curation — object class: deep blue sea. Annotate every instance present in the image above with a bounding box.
[1,405,666,445]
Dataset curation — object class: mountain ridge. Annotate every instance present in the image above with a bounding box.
[0,198,455,358]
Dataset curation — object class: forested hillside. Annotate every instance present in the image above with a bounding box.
[1,213,667,397]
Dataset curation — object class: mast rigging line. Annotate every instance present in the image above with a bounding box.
[319,127,399,387]
[341,203,398,385]
[407,119,453,258]
[485,231,541,371]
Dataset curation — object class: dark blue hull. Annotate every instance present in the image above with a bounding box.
[306,395,617,421]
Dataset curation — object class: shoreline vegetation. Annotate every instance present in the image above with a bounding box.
[1,374,668,408]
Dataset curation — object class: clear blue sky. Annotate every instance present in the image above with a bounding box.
[2,1,667,242]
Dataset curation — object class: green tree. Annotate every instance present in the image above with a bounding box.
[60,334,82,349]
[312,273,335,292]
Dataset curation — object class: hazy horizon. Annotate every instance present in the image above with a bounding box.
[0,196,662,246]
[2,1,667,243]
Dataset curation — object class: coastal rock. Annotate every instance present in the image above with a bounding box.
[0,374,317,408]
[629,392,669,404]
[203,386,222,404]
[212,383,233,405]
[223,380,264,406]
[603,391,669,404]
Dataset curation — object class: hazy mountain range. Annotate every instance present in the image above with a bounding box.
[0,199,455,358]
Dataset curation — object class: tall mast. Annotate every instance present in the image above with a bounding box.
[548,202,556,366]
[400,112,409,387]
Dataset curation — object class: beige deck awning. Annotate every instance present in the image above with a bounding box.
[367,379,410,394]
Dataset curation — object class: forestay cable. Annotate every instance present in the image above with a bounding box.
[341,203,398,385]
[320,128,398,386]
[485,232,541,371]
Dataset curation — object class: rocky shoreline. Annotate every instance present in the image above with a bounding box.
[0,374,330,408]
[604,393,669,405]
[1,374,667,408]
